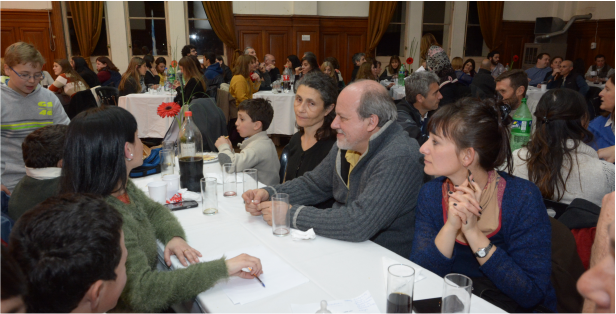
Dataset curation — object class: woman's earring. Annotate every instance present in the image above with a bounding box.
[127,153,133,161]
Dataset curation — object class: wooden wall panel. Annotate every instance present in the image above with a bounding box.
[264,31,289,75]
[1,27,16,57]
[238,31,263,58]
[500,22,536,69]
[566,20,615,69]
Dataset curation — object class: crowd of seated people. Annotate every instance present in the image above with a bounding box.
[1,37,615,313]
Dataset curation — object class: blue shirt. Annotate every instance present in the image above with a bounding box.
[588,115,615,150]
[525,66,552,86]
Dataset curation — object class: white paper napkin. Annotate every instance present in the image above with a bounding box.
[382,256,426,284]
[291,228,316,241]
[178,189,201,202]
[416,66,426,72]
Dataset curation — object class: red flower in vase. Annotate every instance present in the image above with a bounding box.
[157,102,181,118]
[170,60,178,68]
[513,55,519,62]
[406,57,414,65]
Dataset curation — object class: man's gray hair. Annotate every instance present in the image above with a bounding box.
[244,47,254,55]
[352,53,366,64]
[405,71,439,105]
[354,80,397,127]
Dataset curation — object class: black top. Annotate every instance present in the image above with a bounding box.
[470,68,496,99]
[270,67,281,81]
[144,70,160,86]
[79,69,100,88]
[174,77,207,104]
[221,65,233,84]
[439,81,470,107]
[350,65,359,84]
[284,132,336,182]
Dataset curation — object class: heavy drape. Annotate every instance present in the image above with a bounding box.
[477,1,504,51]
[69,1,104,69]
[365,1,398,58]
[202,1,240,67]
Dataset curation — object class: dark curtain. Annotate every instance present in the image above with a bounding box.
[365,1,398,59]
[477,1,505,51]
[69,1,104,69]
[202,1,240,68]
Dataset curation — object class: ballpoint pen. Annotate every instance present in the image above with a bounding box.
[248,267,265,288]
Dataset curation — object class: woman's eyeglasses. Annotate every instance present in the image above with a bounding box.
[8,65,44,81]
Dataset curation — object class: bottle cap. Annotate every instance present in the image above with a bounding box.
[184,111,192,117]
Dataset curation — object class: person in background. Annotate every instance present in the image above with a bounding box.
[181,44,197,58]
[320,61,337,84]
[154,57,166,85]
[1,245,26,313]
[512,89,614,206]
[8,125,68,221]
[141,46,150,56]
[495,69,528,111]
[48,59,88,98]
[230,55,261,108]
[452,57,472,86]
[350,52,366,83]
[396,71,442,146]
[470,59,496,99]
[488,50,506,78]
[142,55,159,87]
[60,106,263,312]
[378,55,406,85]
[95,56,121,87]
[1,42,69,194]
[451,57,463,71]
[355,62,375,81]
[324,56,344,84]
[547,60,590,97]
[411,97,557,312]
[419,33,440,63]
[286,55,302,74]
[244,47,256,57]
[427,46,469,106]
[586,54,614,82]
[9,194,127,313]
[204,52,223,80]
[118,57,146,97]
[525,53,551,87]
[215,98,279,186]
[462,59,476,77]
[294,56,320,92]
[542,56,563,85]
[174,56,207,105]
[577,192,615,313]
[371,60,382,82]
[284,71,337,184]
[243,80,423,258]
[264,54,280,81]
[589,73,615,162]
[71,56,100,88]
[216,55,233,84]
[303,51,316,60]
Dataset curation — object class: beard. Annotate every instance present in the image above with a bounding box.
[336,130,360,151]
[490,59,498,66]
[504,94,521,111]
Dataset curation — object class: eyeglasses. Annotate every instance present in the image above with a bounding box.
[8,65,44,81]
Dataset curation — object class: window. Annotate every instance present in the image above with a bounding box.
[465,2,484,57]
[422,1,452,54]
[65,4,109,56]
[127,1,168,56]
[186,2,224,56]
[376,2,406,57]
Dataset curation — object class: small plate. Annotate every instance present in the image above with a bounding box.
[203,153,218,163]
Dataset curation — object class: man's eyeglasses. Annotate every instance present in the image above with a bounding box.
[7,65,44,81]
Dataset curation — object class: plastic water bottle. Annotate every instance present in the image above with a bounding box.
[398,64,406,86]
[510,98,532,152]
[282,65,291,93]
[167,66,175,90]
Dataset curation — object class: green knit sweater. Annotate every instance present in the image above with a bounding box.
[105,180,229,312]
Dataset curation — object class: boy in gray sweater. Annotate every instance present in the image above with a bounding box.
[243,81,424,257]
[1,42,69,194]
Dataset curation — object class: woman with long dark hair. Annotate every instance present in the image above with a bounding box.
[462,59,476,77]
[142,54,159,86]
[48,59,88,98]
[173,56,207,105]
[154,57,166,85]
[286,55,302,72]
[378,55,407,82]
[411,98,557,312]
[95,56,121,86]
[71,56,100,88]
[59,106,262,312]
[512,89,614,206]
[293,56,319,92]
[118,57,147,96]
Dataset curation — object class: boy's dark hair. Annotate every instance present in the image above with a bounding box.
[487,50,500,59]
[595,54,605,60]
[22,125,68,168]
[204,52,216,65]
[9,193,123,313]
[495,69,528,97]
[181,44,197,57]
[1,245,26,301]
[238,98,274,131]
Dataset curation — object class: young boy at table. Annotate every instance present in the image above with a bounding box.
[8,125,67,221]
[215,98,280,186]
[1,42,69,195]
[9,194,127,313]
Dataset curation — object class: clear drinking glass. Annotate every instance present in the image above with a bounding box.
[386,264,415,313]
[160,149,175,177]
[441,273,472,313]
[201,177,218,215]
[272,193,290,236]
[222,163,237,197]
[243,169,258,193]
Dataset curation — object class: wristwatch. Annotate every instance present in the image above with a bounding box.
[474,242,494,258]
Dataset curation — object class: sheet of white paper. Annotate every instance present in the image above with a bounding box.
[291,290,380,313]
[222,246,309,305]
[382,256,425,285]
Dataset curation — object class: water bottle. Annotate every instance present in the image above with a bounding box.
[398,64,406,86]
[167,66,175,90]
[510,98,532,152]
[282,65,291,93]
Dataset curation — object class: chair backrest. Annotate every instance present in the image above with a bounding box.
[95,86,119,106]
[279,144,290,183]
[549,217,585,313]
[190,98,228,152]
[66,90,98,119]
[543,199,569,219]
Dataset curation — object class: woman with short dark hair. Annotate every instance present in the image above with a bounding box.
[411,98,557,312]
[142,54,159,86]
[71,56,100,88]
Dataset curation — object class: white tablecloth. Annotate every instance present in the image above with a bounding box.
[390,85,406,100]
[131,165,505,313]
[253,91,297,136]
[118,93,176,138]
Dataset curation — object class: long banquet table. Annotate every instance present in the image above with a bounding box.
[131,162,505,313]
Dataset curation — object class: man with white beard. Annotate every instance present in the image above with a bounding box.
[242,80,423,257]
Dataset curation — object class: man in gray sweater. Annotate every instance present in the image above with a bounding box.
[243,80,424,257]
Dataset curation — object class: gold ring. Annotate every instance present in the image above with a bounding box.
[183,249,189,253]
